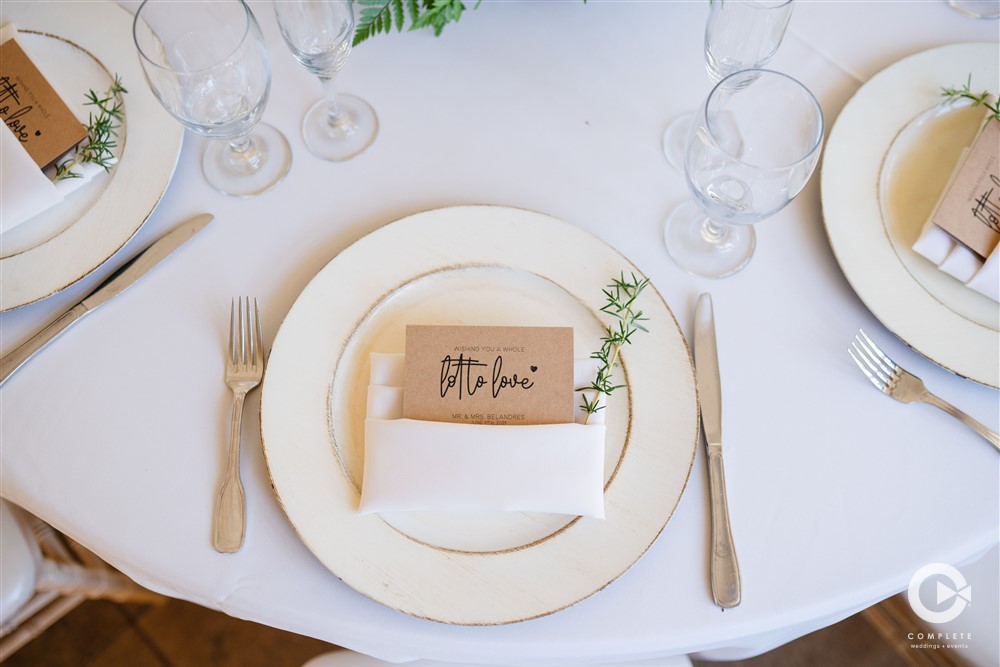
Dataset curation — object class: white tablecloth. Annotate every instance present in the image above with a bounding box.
[1,1,998,665]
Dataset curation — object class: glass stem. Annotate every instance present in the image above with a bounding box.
[224,133,265,175]
[700,217,731,246]
[319,75,358,139]
[320,77,346,124]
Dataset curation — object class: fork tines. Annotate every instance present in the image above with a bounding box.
[848,329,898,392]
[229,296,262,370]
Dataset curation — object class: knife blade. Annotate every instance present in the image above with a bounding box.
[694,292,741,609]
[0,213,214,387]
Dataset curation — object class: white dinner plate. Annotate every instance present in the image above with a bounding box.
[0,1,183,311]
[261,206,698,625]
[821,43,999,388]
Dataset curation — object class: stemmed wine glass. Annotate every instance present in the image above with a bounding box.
[662,0,794,170]
[663,69,824,278]
[946,0,1000,18]
[133,0,292,198]
[273,0,378,161]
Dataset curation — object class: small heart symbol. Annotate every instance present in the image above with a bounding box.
[530,365,538,372]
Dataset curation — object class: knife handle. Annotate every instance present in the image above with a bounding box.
[0,305,90,387]
[707,448,741,608]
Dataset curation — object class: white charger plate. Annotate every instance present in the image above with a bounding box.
[260,206,698,625]
[0,1,182,311]
[821,43,999,388]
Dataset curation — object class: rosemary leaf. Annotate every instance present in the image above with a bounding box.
[52,75,126,183]
[578,272,650,424]
[941,74,1000,122]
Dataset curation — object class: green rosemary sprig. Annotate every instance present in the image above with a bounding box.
[52,75,127,182]
[579,272,650,424]
[941,74,999,123]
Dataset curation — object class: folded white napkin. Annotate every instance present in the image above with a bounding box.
[0,23,110,236]
[359,353,607,518]
[910,145,999,303]
[912,224,999,302]
[0,123,61,234]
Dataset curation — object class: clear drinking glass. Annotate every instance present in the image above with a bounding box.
[663,69,824,278]
[662,0,794,170]
[273,0,378,161]
[946,0,1000,18]
[133,0,292,198]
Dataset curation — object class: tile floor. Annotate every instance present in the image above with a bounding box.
[3,595,933,667]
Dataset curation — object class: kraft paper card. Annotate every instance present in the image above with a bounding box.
[930,120,1000,259]
[402,325,575,425]
[0,36,87,169]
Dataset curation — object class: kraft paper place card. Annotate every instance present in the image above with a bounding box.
[402,325,575,425]
[0,35,87,169]
[930,120,1000,259]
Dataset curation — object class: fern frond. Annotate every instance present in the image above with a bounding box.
[354,0,392,46]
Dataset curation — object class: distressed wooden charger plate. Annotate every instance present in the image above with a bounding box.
[0,1,182,311]
[261,206,698,625]
[821,43,999,387]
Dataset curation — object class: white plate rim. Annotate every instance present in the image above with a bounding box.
[0,1,183,312]
[260,205,699,625]
[821,42,999,388]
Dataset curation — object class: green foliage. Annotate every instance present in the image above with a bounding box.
[579,272,650,423]
[354,0,588,45]
[53,75,127,182]
[941,74,1000,123]
[354,0,474,46]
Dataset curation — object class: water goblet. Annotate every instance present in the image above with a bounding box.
[946,0,1000,18]
[133,0,292,198]
[662,0,794,170]
[273,0,378,161]
[663,69,824,278]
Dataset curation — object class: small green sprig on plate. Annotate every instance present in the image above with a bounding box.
[580,272,650,425]
[52,75,127,183]
[941,74,999,123]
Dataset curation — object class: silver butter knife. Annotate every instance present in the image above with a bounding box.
[694,292,741,609]
[0,213,214,387]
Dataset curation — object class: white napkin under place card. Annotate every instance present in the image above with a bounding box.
[910,137,999,303]
[0,122,60,234]
[359,353,607,518]
[912,223,999,302]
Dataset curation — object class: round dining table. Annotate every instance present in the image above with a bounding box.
[1,1,998,664]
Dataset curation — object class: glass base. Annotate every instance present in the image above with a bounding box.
[202,123,292,198]
[947,0,1000,18]
[662,111,693,171]
[303,93,378,161]
[663,200,756,278]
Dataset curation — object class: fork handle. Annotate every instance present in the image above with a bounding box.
[921,392,1000,451]
[213,390,248,553]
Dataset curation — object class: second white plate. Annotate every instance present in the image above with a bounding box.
[260,205,699,625]
[821,43,999,388]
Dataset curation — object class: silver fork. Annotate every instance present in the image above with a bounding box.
[213,297,265,553]
[849,330,999,451]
